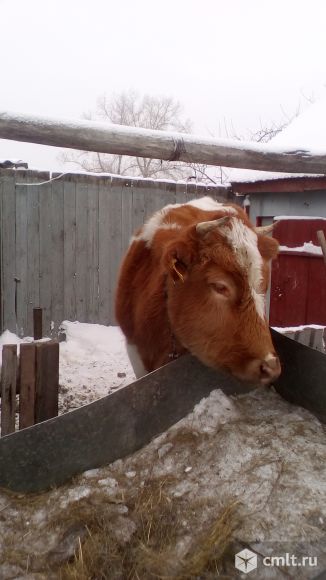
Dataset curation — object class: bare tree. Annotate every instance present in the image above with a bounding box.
[60,91,193,179]
[199,100,312,185]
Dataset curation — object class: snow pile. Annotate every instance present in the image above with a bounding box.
[0,322,135,420]
[279,242,323,256]
[58,321,135,413]
[0,386,326,578]
[0,322,326,577]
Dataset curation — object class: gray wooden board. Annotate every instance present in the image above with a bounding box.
[1,174,16,332]
[121,180,133,256]
[1,330,326,493]
[75,177,88,322]
[51,178,64,335]
[0,173,2,331]
[0,354,254,493]
[26,177,41,336]
[107,178,123,324]
[63,176,77,323]
[98,177,112,326]
[86,177,99,323]
[15,182,28,336]
[39,180,53,335]
[271,329,326,424]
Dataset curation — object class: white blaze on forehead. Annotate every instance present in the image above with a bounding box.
[130,197,236,247]
[220,218,265,319]
[186,196,237,214]
[130,204,181,246]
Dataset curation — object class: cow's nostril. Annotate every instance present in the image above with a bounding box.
[260,363,271,378]
[259,355,281,384]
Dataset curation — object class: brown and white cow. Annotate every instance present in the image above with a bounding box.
[115,197,281,385]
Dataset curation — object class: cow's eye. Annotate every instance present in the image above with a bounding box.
[211,282,230,296]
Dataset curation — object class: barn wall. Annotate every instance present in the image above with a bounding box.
[0,169,230,336]
[249,189,326,225]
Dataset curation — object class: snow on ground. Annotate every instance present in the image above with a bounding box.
[0,322,326,578]
[0,321,135,420]
[58,321,135,413]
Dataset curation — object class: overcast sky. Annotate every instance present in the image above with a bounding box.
[0,0,325,171]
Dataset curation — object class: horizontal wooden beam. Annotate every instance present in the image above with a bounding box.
[1,110,326,174]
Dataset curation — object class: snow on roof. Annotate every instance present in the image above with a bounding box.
[275,215,326,220]
[279,242,323,256]
[229,94,326,184]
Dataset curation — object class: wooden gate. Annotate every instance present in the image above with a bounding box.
[270,218,326,326]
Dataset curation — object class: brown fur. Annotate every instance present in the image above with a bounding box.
[115,201,280,383]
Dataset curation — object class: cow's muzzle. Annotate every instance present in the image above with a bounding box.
[242,353,281,386]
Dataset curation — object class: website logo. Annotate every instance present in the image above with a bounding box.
[235,549,258,574]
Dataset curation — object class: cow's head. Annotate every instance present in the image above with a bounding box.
[163,215,281,386]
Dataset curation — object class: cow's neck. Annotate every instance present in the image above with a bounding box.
[164,276,185,363]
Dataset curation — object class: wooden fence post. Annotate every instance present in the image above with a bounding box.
[1,345,17,436]
[33,307,43,340]
[19,344,36,430]
[35,342,59,423]
[317,230,326,267]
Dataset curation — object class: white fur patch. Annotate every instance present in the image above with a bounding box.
[131,204,182,247]
[220,218,265,319]
[126,342,147,378]
[186,197,237,214]
[131,197,236,247]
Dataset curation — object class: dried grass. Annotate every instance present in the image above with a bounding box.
[59,476,240,580]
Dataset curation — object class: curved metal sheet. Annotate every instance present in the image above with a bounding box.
[0,354,253,493]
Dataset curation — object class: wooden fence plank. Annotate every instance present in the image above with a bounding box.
[186,182,198,203]
[1,174,16,332]
[39,180,53,335]
[143,179,166,219]
[176,181,187,205]
[132,178,146,233]
[0,170,3,332]
[26,175,41,336]
[19,343,36,429]
[309,328,325,353]
[76,177,88,322]
[15,182,28,336]
[86,176,99,323]
[63,175,77,323]
[35,341,59,423]
[162,181,177,208]
[107,178,123,324]
[121,179,133,256]
[1,344,17,436]
[33,307,43,340]
[51,177,64,335]
[98,177,112,326]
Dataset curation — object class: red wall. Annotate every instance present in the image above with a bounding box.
[269,219,326,327]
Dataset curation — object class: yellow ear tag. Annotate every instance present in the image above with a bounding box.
[172,259,185,283]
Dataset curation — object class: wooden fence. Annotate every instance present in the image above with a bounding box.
[274,325,326,353]
[0,169,231,337]
[0,341,59,437]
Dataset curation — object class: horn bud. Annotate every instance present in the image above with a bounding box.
[255,221,279,235]
[196,216,229,236]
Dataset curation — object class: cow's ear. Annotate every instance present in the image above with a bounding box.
[162,240,195,283]
[258,235,279,260]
